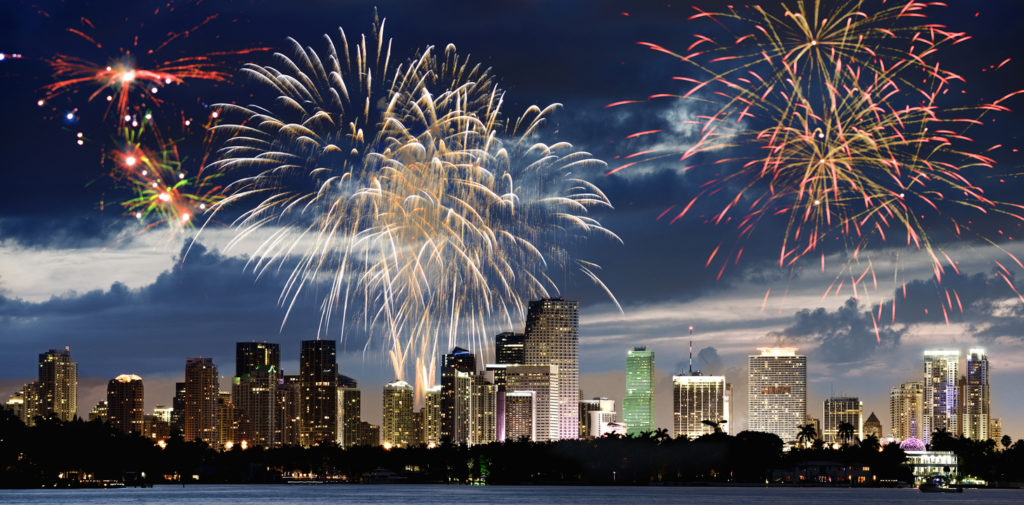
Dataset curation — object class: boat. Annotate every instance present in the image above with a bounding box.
[919,475,963,493]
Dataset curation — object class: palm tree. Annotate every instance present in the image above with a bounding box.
[1002,435,1013,451]
[653,428,671,444]
[836,422,855,446]
[796,423,817,448]
[861,434,880,452]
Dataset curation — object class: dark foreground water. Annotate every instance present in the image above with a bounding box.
[0,485,1021,504]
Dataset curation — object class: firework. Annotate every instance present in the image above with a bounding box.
[616,0,1023,336]
[205,19,618,397]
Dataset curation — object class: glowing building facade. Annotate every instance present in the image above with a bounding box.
[184,357,219,445]
[505,364,559,441]
[890,381,923,440]
[504,391,536,442]
[747,348,806,443]
[440,347,475,445]
[382,380,415,448]
[38,348,78,422]
[423,385,442,446]
[107,374,144,434]
[524,298,579,439]
[922,349,959,444]
[232,342,280,447]
[673,374,727,439]
[822,396,863,444]
[299,340,337,447]
[961,348,989,440]
[624,346,654,436]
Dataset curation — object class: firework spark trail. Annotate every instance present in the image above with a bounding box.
[204,19,619,398]
[620,0,1023,340]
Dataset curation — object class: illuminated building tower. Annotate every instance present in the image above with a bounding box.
[505,364,559,441]
[440,347,476,444]
[747,348,806,444]
[87,400,107,423]
[217,391,249,449]
[725,383,734,433]
[962,348,989,440]
[337,375,361,448]
[990,418,1002,443]
[496,332,526,365]
[624,346,655,436]
[184,357,219,445]
[299,340,338,447]
[504,391,536,442]
[383,380,415,448]
[277,375,301,446]
[171,382,187,434]
[153,405,172,424]
[673,374,727,439]
[107,374,145,434]
[423,386,442,446]
[890,381,923,440]
[4,391,26,422]
[580,397,616,438]
[524,298,579,440]
[470,373,497,446]
[232,342,281,447]
[863,412,883,439]
[922,349,959,444]
[38,348,77,422]
[823,397,863,444]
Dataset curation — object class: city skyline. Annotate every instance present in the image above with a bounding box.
[3,0,1024,441]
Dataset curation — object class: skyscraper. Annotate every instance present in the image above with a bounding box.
[171,381,187,434]
[495,332,526,365]
[184,357,219,445]
[505,364,559,441]
[38,348,77,422]
[299,340,338,447]
[232,342,281,447]
[823,397,863,444]
[470,373,497,445]
[748,348,806,443]
[382,380,415,448]
[580,397,616,439]
[672,374,727,439]
[337,376,361,448]
[440,347,475,444]
[504,391,536,442]
[423,385,442,446]
[922,349,959,444]
[890,381,923,440]
[277,375,302,446]
[106,374,144,434]
[624,346,654,436]
[962,348,989,440]
[524,298,579,440]
[863,412,883,439]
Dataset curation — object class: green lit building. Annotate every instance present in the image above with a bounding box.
[624,346,654,436]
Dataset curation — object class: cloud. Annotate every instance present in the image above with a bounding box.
[772,297,905,364]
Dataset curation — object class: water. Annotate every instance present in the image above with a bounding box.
[0,485,1020,504]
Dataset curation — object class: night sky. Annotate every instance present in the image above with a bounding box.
[2,0,1024,438]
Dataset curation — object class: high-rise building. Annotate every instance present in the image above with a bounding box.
[496,332,526,365]
[990,418,1002,444]
[890,381,923,440]
[4,391,26,422]
[356,421,380,447]
[624,346,655,436]
[171,382,187,434]
[88,400,107,423]
[423,385,441,446]
[299,340,338,447]
[747,348,806,443]
[504,391,536,442]
[107,374,144,434]
[823,397,863,444]
[672,374,727,439]
[184,357,219,445]
[235,342,281,378]
[724,382,734,433]
[440,347,475,444]
[524,298,579,440]
[21,383,41,426]
[922,349,959,444]
[962,348,989,441]
[232,342,281,448]
[277,375,302,446]
[337,378,361,448]
[470,374,497,446]
[217,391,249,448]
[383,380,415,448]
[505,364,559,441]
[38,348,77,422]
[864,412,883,439]
[580,397,615,439]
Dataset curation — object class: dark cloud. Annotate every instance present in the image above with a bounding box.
[773,297,904,364]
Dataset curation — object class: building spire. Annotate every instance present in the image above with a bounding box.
[688,325,694,375]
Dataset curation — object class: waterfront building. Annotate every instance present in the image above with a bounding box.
[672,374,727,439]
[922,349,959,444]
[822,397,863,444]
[440,347,476,444]
[471,373,498,445]
[496,331,526,365]
[357,421,381,447]
[382,380,415,448]
[107,374,144,434]
[962,348,989,440]
[579,397,614,438]
[863,412,883,439]
[505,364,559,441]
[299,340,337,447]
[890,381,923,440]
[337,378,361,448]
[747,348,806,444]
[524,298,579,439]
[277,375,301,446]
[624,346,654,436]
[217,391,248,448]
[232,342,281,447]
[184,357,219,445]
[990,418,1002,444]
[153,405,172,424]
[504,391,536,442]
[38,348,77,422]
[88,400,107,423]
[423,385,441,446]
[171,382,187,433]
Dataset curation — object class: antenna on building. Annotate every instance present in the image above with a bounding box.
[688,325,694,375]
